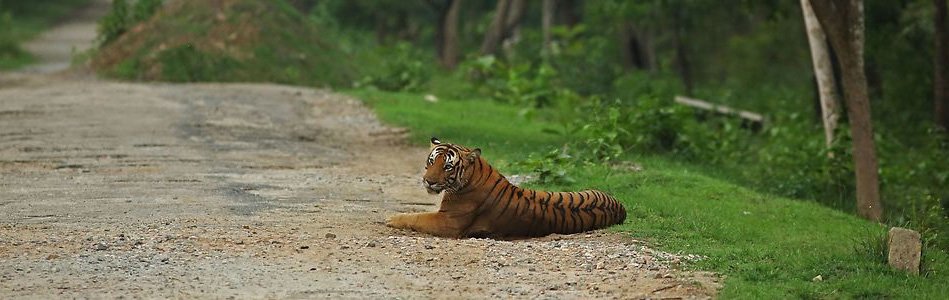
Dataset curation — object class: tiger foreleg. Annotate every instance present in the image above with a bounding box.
[385,212,464,238]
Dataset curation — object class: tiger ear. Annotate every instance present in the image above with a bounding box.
[430,136,441,147]
[466,148,481,163]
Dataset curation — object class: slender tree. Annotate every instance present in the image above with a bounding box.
[619,21,653,71]
[503,0,527,36]
[542,0,556,55]
[671,3,693,95]
[429,0,462,69]
[935,0,949,129]
[810,0,883,221]
[442,0,462,69]
[480,0,512,56]
[800,0,841,149]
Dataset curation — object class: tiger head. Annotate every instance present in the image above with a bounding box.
[423,137,481,195]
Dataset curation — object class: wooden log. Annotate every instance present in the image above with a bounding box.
[674,95,765,130]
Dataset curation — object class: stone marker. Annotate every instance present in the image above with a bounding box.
[887,227,921,275]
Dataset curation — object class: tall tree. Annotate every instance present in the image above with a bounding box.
[503,0,527,36]
[480,0,512,56]
[935,0,949,130]
[800,0,841,149]
[671,3,693,95]
[618,21,653,71]
[556,0,581,28]
[429,0,462,69]
[500,0,527,52]
[810,0,883,221]
[542,0,556,55]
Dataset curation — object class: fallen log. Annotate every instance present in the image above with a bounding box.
[674,95,765,131]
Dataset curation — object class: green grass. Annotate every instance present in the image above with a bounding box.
[0,0,92,70]
[349,89,949,298]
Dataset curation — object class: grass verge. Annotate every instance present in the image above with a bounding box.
[349,89,949,298]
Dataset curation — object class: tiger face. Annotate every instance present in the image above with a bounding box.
[423,137,480,195]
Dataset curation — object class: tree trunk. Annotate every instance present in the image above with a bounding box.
[557,0,581,28]
[431,0,462,69]
[811,0,883,222]
[542,0,555,55]
[480,0,511,56]
[672,9,693,95]
[504,0,527,36]
[935,0,949,129]
[500,0,527,52]
[801,0,841,149]
[440,0,462,69]
[619,21,652,71]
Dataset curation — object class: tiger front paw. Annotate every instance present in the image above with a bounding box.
[385,213,412,229]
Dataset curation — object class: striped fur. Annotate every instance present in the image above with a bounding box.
[386,137,626,238]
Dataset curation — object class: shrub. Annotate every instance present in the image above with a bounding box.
[98,0,163,45]
[0,11,27,65]
[354,42,431,92]
[156,44,239,82]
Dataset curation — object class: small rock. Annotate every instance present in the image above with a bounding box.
[93,243,109,251]
[46,254,59,260]
[366,242,376,247]
[812,275,823,282]
[299,245,309,249]
[325,233,336,239]
[424,244,435,250]
[888,227,922,275]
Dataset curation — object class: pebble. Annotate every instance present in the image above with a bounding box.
[93,243,109,251]
[325,233,336,239]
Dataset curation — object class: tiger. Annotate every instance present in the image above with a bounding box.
[386,137,627,238]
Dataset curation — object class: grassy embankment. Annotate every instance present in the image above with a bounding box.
[91,0,357,87]
[349,89,949,299]
[0,0,91,69]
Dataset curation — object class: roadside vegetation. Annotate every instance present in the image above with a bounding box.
[84,0,948,297]
[0,0,91,69]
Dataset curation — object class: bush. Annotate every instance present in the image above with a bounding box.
[0,11,28,66]
[354,42,431,92]
[156,44,239,82]
[98,0,163,45]
[514,147,576,185]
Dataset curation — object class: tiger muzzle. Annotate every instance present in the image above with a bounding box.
[423,179,444,194]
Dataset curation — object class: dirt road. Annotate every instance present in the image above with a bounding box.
[0,1,718,299]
